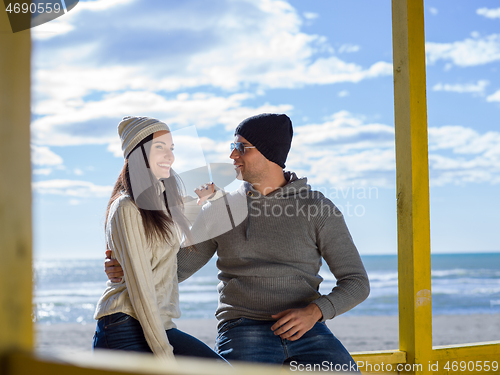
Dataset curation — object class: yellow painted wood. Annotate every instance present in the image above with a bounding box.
[430,342,500,375]
[391,0,432,373]
[6,350,293,375]
[352,350,406,365]
[0,3,33,357]
[353,351,406,374]
[432,341,500,361]
[1,1,497,375]
[6,350,410,375]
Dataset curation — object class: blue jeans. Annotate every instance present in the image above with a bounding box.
[216,318,359,372]
[93,312,226,363]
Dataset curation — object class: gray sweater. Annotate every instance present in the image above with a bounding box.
[177,172,370,326]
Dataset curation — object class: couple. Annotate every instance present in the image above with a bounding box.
[94,113,370,371]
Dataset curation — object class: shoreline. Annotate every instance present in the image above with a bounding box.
[36,313,500,356]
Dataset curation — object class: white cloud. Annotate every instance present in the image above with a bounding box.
[338,44,360,54]
[31,145,64,166]
[32,91,293,147]
[426,34,500,67]
[429,7,438,16]
[30,0,394,153]
[32,0,391,96]
[33,168,53,175]
[33,65,141,102]
[107,141,123,158]
[31,19,75,41]
[427,126,500,186]
[428,126,500,155]
[75,0,136,12]
[477,7,500,19]
[31,0,134,40]
[429,167,496,187]
[287,111,396,187]
[338,90,349,97]
[303,12,318,20]
[32,179,113,197]
[432,80,489,95]
[486,90,500,102]
[285,112,500,188]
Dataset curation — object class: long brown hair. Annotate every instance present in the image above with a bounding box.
[105,133,192,246]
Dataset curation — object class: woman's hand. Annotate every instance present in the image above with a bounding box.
[194,182,216,205]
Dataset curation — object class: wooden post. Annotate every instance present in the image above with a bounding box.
[392,0,432,374]
[0,3,33,359]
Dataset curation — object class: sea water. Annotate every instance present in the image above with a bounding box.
[33,253,500,325]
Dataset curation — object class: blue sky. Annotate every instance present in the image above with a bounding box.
[30,0,500,259]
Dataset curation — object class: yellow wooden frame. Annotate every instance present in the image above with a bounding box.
[1,1,499,374]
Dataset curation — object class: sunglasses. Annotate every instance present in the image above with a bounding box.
[230,142,256,155]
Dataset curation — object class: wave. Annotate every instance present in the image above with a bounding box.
[33,255,500,324]
[432,269,500,278]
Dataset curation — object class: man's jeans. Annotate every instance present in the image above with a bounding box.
[216,318,359,372]
[93,312,226,362]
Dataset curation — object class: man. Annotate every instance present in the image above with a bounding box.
[106,113,369,371]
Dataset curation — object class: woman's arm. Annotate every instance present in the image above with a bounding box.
[110,201,175,360]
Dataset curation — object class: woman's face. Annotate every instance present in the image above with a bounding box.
[149,131,175,179]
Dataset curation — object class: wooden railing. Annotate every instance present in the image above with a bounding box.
[1,1,498,374]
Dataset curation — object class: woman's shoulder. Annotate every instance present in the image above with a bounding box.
[109,194,140,220]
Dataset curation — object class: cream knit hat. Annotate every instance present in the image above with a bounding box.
[118,116,170,159]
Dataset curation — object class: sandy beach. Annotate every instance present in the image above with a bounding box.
[35,314,500,356]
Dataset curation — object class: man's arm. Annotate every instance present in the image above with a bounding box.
[105,240,217,284]
[105,249,123,282]
[177,194,225,282]
[177,240,216,283]
[311,205,370,320]
[271,202,369,341]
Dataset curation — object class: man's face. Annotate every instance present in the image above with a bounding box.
[230,135,270,184]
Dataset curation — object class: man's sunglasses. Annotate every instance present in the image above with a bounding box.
[230,142,256,155]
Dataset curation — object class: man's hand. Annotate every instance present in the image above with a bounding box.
[105,249,123,282]
[271,303,323,341]
[194,182,215,206]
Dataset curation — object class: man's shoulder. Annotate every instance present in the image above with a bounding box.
[283,183,343,222]
[285,184,333,203]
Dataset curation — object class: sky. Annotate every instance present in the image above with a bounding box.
[30,0,500,259]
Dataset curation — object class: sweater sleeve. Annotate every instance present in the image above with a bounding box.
[182,196,201,225]
[177,240,217,283]
[110,201,175,360]
[311,204,370,320]
[177,205,217,283]
[182,189,225,226]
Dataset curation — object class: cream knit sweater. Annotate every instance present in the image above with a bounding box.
[94,193,199,360]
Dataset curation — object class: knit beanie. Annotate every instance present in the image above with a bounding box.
[118,116,170,159]
[234,113,293,168]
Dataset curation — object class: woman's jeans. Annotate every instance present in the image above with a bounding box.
[93,312,225,362]
[216,318,359,372]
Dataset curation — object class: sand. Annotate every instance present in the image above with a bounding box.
[35,314,500,356]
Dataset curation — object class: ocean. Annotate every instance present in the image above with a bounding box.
[33,253,500,325]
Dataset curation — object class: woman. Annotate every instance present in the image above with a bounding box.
[93,116,223,362]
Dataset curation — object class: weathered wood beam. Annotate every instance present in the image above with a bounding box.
[392,0,432,373]
[0,2,33,359]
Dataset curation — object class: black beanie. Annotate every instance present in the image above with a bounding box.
[234,113,293,168]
